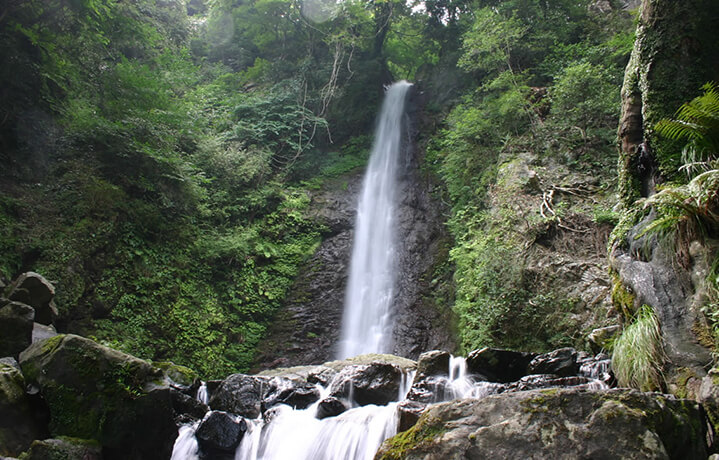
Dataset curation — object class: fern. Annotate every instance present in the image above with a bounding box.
[656,82,719,177]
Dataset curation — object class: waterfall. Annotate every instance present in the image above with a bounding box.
[338,80,413,360]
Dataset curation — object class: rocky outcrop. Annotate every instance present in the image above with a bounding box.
[18,334,177,459]
[377,388,709,459]
[329,362,404,406]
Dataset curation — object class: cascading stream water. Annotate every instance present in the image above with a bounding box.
[338,80,413,360]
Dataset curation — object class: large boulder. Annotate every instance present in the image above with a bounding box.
[208,374,266,419]
[262,377,320,411]
[195,411,247,457]
[8,272,57,325]
[0,360,46,457]
[329,362,404,406]
[18,438,102,460]
[19,334,177,460]
[0,301,34,358]
[413,350,450,380]
[465,348,535,383]
[377,388,708,459]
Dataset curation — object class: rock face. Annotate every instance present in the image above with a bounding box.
[252,92,455,369]
[0,301,35,358]
[377,388,709,459]
[18,334,177,460]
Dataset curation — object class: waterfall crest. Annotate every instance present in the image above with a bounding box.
[338,80,413,360]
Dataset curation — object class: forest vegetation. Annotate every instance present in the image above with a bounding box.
[1,0,717,384]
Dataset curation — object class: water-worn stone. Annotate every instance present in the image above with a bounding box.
[504,374,594,392]
[0,301,34,358]
[0,361,46,456]
[330,362,403,406]
[397,400,426,432]
[18,334,177,459]
[8,272,57,325]
[195,411,247,454]
[377,388,708,459]
[208,374,266,419]
[465,347,536,383]
[315,397,347,420]
[18,438,102,460]
[527,347,579,377]
[171,389,209,420]
[413,350,450,380]
[262,377,320,411]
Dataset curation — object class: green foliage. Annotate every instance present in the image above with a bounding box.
[655,82,719,178]
[611,305,665,391]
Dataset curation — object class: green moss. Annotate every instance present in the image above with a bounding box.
[610,271,637,320]
[377,416,447,460]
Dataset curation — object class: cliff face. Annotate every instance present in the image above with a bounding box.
[251,95,456,370]
[613,0,719,391]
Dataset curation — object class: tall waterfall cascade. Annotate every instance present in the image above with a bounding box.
[338,80,413,360]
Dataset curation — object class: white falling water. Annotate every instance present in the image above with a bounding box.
[338,80,413,360]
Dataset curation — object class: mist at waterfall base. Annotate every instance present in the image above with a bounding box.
[338,80,413,360]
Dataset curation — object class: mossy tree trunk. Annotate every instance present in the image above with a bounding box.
[618,0,719,206]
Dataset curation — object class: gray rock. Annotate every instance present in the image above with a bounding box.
[171,389,208,420]
[8,273,57,325]
[315,397,347,420]
[465,347,536,383]
[195,411,246,454]
[377,388,708,459]
[414,350,450,380]
[527,347,579,377]
[262,377,320,411]
[329,362,403,406]
[0,361,46,457]
[18,438,102,460]
[0,302,34,358]
[208,374,266,419]
[19,334,177,459]
[31,322,57,344]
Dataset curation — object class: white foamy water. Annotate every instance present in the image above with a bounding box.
[338,81,413,359]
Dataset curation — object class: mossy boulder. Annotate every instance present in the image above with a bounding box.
[18,334,177,459]
[18,437,102,460]
[0,361,46,457]
[376,388,708,459]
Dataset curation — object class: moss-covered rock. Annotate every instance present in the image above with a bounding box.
[18,437,102,460]
[376,388,708,459]
[0,361,46,457]
[18,334,177,459]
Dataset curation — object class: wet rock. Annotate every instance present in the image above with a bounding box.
[18,438,102,460]
[0,361,46,456]
[330,362,403,406]
[588,325,621,353]
[0,302,34,358]
[377,388,708,459]
[397,400,426,432]
[262,377,320,411]
[171,389,209,420]
[208,374,266,419]
[315,397,347,420]
[414,350,450,380]
[527,347,579,377]
[19,334,177,459]
[8,272,57,325]
[195,411,247,455]
[465,348,536,383]
[578,353,615,387]
[504,374,594,392]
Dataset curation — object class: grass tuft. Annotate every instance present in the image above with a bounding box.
[611,304,665,391]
